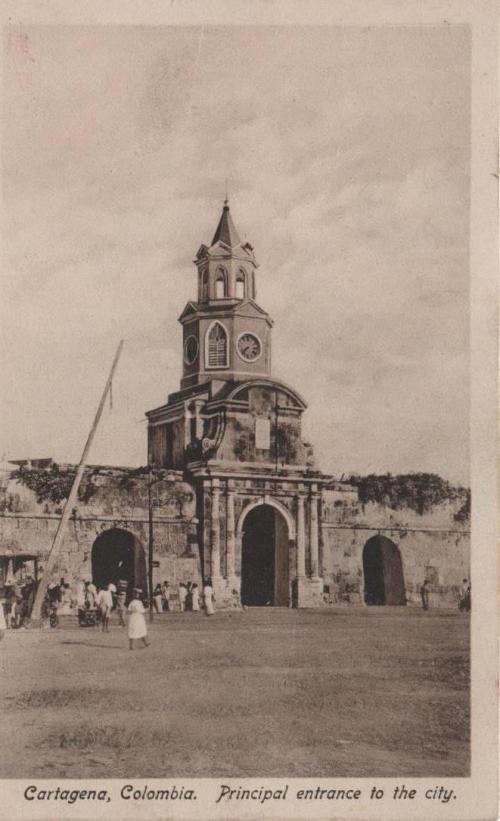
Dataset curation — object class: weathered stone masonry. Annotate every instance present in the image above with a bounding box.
[0,203,470,607]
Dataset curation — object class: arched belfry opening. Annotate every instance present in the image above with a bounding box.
[240,503,290,606]
[236,268,247,300]
[362,535,406,605]
[214,267,227,299]
[91,528,148,601]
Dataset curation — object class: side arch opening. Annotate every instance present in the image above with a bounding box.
[362,535,406,605]
[91,528,148,601]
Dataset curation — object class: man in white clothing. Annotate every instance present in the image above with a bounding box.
[96,585,114,632]
[178,583,187,612]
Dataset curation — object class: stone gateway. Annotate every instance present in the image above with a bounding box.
[0,203,469,608]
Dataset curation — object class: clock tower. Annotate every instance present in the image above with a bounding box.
[179,200,272,391]
[146,200,328,610]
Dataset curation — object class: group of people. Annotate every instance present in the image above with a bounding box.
[79,577,215,651]
[2,575,37,628]
[153,579,214,615]
[78,579,129,629]
[35,576,215,628]
[420,577,471,612]
[151,580,213,613]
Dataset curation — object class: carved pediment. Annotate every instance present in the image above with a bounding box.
[178,301,199,322]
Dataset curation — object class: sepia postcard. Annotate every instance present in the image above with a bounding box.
[0,1,497,819]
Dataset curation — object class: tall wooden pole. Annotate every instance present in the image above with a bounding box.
[31,341,124,624]
[148,469,154,623]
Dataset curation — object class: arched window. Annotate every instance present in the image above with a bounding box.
[215,268,227,299]
[206,322,228,368]
[236,269,246,300]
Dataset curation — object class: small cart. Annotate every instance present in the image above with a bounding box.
[77,605,101,627]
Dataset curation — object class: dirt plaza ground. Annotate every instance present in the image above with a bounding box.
[0,607,469,778]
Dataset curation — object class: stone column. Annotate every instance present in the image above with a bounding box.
[309,485,320,579]
[194,399,205,440]
[184,404,192,448]
[226,482,235,579]
[211,478,220,580]
[296,495,306,579]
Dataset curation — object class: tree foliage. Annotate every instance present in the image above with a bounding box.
[10,464,99,505]
[347,473,468,517]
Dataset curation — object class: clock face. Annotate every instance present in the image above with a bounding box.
[237,332,262,362]
[184,335,199,366]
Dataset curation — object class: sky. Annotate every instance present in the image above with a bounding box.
[2,25,470,483]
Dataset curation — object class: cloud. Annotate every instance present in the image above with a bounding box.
[1,25,470,482]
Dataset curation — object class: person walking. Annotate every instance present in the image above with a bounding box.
[203,578,215,616]
[420,579,431,611]
[191,583,200,612]
[96,584,114,632]
[108,581,117,609]
[127,588,150,650]
[116,578,128,627]
[4,582,15,629]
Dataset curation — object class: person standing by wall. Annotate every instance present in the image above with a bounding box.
[203,578,215,616]
[191,583,200,612]
[420,579,431,611]
[161,580,170,612]
[185,582,193,611]
[0,599,6,640]
[178,582,187,613]
[153,583,163,614]
[115,578,128,627]
[465,580,471,612]
[459,578,471,612]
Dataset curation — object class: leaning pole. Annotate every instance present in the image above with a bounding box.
[30,340,124,625]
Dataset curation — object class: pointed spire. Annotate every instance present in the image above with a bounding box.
[211,200,241,248]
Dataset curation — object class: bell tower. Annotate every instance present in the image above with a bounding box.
[197,200,257,302]
[178,201,272,390]
[146,198,327,611]
[147,200,315,475]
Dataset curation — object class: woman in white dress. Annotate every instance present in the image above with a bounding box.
[127,588,150,650]
[203,578,215,616]
[191,583,200,612]
[178,582,187,612]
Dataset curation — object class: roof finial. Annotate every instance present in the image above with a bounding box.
[224,177,229,209]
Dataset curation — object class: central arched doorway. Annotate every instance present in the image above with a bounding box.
[91,528,148,600]
[363,535,406,605]
[240,504,290,606]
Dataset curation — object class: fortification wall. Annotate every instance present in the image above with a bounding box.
[321,484,470,607]
[0,467,201,595]
[0,467,470,608]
